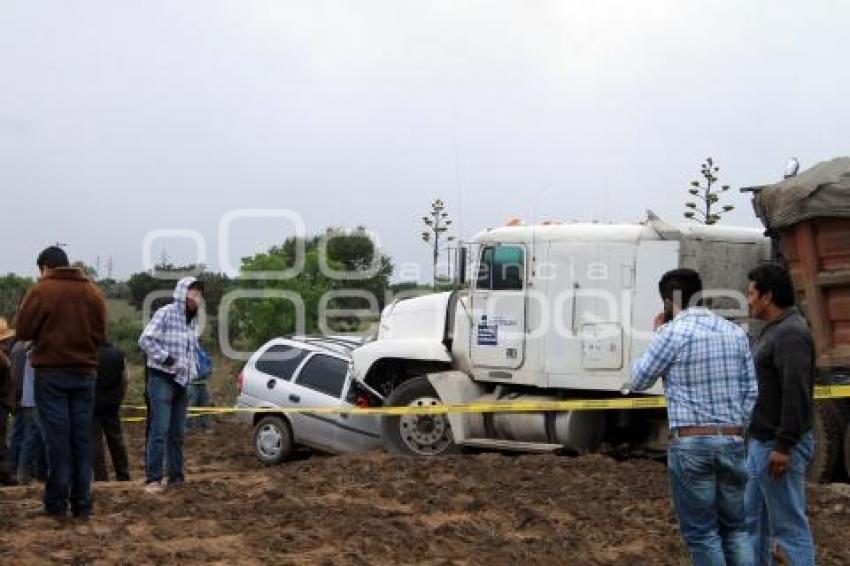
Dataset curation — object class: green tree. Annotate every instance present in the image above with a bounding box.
[0,274,34,320]
[127,265,231,316]
[684,157,735,225]
[232,228,393,349]
[126,271,171,311]
[421,199,455,286]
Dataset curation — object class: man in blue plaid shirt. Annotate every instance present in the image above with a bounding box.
[628,268,758,566]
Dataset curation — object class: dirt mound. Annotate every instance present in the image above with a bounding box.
[1,421,849,565]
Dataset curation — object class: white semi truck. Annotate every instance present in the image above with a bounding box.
[351,216,771,456]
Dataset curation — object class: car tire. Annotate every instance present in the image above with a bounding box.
[808,401,844,483]
[381,375,459,457]
[253,415,294,466]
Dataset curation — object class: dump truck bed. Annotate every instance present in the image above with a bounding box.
[749,157,850,371]
[777,218,850,369]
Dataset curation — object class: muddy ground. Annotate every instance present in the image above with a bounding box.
[1,421,850,565]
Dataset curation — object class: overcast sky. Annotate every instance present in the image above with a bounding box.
[2,1,848,281]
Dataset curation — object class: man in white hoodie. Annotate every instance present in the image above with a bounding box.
[139,276,204,494]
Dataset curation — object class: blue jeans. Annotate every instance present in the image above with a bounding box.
[186,382,211,430]
[745,432,815,566]
[145,369,188,483]
[34,372,96,516]
[668,435,753,566]
[11,407,46,482]
[7,408,25,475]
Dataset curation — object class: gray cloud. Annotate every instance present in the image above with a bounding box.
[2,0,848,279]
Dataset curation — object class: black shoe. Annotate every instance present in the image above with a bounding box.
[25,507,66,521]
[72,513,91,522]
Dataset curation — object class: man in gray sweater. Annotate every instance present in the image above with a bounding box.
[745,263,815,565]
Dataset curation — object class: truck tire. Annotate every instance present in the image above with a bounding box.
[834,399,850,482]
[808,401,844,483]
[253,415,294,466]
[381,376,459,456]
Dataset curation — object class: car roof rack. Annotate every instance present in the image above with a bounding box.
[287,335,366,356]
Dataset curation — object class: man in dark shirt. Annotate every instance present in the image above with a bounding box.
[92,342,130,481]
[745,263,815,565]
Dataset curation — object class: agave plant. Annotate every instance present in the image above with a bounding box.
[684,157,734,225]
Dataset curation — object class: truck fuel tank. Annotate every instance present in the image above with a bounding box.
[467,393,606,454]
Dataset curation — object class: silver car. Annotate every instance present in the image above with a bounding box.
[235,336,384,464]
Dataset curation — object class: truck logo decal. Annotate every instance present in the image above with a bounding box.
[477,315,499,346]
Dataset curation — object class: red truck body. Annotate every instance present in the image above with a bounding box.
[778,218,850,370]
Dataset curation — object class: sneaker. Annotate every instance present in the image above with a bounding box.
[143,481,165,495]
[163,477,185,489]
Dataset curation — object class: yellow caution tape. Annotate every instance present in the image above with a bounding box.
[121,417,147,423]
[814,384,850,399]
[118,384,850,418]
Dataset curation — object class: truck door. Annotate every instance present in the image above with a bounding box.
[470,244,526,370]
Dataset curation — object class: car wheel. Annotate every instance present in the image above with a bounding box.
[254,415,294,465]
[808,401,844,483]
[381,376,459,456]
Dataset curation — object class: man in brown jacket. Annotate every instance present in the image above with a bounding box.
[15,246,106,520]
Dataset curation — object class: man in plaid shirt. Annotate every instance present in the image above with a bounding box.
[139,276,204,494]
[628,268,758,566]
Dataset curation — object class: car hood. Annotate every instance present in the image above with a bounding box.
[378,291,451,342]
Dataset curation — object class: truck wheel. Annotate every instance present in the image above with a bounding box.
[834,400,850,482]
[254,415,294,465]
[808,401,844,483]
[381,376,459,456]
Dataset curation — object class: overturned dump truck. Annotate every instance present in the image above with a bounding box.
[352,218,770,458]
[749,157,850,482]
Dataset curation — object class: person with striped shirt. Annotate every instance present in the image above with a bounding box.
[139,276,204,494]
[628,268,758,566]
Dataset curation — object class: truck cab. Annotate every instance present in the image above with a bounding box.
[352,218,770,456]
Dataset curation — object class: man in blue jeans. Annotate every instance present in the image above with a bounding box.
[745,264,816,565]
[139,276,203,494]
[628,269,758,566]
[15,246,107,520]
[9,344,48,484]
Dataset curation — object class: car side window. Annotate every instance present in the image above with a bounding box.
[476,245,525,291]
[254,345,308,381]
[295,354,349,398]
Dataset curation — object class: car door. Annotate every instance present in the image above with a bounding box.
[289,353,355,453]
[247,340,310,408]
[296,353,380,452]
